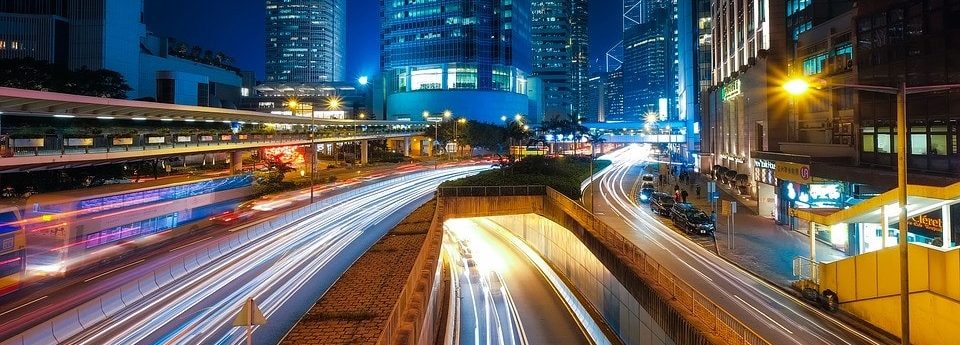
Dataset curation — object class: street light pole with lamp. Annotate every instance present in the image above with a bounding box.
[784,77,960,345]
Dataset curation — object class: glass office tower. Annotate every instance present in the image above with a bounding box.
[265,0,346,83]
[380,0,533,123]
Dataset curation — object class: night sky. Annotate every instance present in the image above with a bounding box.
[144,0,621,81]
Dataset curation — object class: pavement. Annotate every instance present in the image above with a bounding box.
[646,166,848,286]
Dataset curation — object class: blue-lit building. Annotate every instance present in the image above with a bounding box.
[677,0,712,165]
[530,0,589,120]
[265,0,346,83]
[380,0,534,124]
[622,1,677,124]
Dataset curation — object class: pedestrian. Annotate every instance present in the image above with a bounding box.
[681,189,689,203]
[710,210,717,227]
[674,190,682,203]
[696,185,701,198]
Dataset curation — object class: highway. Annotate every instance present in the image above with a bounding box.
[1,165,486,345]
[444,218,594,345]
[585,145,884,345]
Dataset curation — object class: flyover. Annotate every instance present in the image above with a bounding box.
[0,87,428,172]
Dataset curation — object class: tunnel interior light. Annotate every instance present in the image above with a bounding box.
[96,116,114,120]
[205,119,215,123]
[160,118,174,122]
[184,118,196,122]
[132,117,148,121]
[54,114,75,118]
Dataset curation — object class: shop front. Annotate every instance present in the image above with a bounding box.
[753,159,777,219]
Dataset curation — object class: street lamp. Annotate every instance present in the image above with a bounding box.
[358,76,369,86]
[288,98,316,204]
[784,77,960,345]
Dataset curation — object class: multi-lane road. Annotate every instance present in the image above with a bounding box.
[1,166,486,345]
[585,145,885,345]
[444,218,594,345]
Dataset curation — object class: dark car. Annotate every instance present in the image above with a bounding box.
[638,182,656,203]
[681,211,716,235]
[649,192,675,216]
[669,203,698,224]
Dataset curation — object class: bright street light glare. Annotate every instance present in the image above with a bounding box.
[358,76,369,85]
[784,79,810,95]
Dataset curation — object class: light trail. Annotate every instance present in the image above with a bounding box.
[37,166,488,345]
[589,145,881,345]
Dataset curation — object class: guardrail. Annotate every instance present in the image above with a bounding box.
[1,130,420,158]
[377,198,447,345]
[0,171,435,345]
[436,185,546,197]
[435,185,771,345]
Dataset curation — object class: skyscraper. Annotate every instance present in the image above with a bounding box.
[265,0,346,83]
[530,0,589,120]
[622,2,676,122]
[380,0,533,123]
[677,0,712,160]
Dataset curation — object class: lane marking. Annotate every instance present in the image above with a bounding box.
[83,259,146,283]
[734,294,794,334]
[0,296,48,318]
[168,236,214,252]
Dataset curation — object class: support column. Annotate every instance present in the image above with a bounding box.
[230,151,242,174]
[943,204,952,249]
[360,140,369,165]
[404,137,411,156]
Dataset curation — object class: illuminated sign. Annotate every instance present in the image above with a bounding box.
[722,79,742,101]
[754,159,776,170]
[908,214,943,233]
[775,161,811,183]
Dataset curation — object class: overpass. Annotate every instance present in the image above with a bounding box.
[0,87,427,172]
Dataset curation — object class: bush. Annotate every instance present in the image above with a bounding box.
[442,155,610,199]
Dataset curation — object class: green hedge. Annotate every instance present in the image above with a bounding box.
[442,155,610,199]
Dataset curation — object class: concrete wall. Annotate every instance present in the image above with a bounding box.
[487,214,674,345]
[819,243,960,344]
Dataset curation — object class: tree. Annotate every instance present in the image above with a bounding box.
[0,58,130,99]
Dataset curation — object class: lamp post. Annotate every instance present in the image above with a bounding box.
[455,118,466,159]
[784,78,960,345]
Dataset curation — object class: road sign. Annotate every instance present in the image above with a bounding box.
[233,298,267,327]
[425,117,443,123]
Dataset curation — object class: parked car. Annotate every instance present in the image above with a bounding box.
[680,211,715,235]
[641,174,655,183]
[638,182,656,203]
[649,192,675,216]
[669,203,698,224]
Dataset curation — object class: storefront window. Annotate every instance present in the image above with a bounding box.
[411,67,443,90]
[877,133,891,153]
[863,134,875,152]
[931,134,948,155]
[910,134,927,154]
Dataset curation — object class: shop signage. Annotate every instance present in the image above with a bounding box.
[775,161,811,183]
[722,79,742,101]
[908,214,943,233]
[754,159,776,170]
[112,137,133,146]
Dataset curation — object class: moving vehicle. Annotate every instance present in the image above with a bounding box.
[638,183,656,203]
[641,174,655,183]
[0,206,25,297]
[649,192,675,216]
[23,174,253,276]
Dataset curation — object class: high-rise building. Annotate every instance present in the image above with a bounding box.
[265,0,346,83]
[603,68,624,121]
[585,75,605,122]
[677,0,712,163]
[623,8,673,122]
[529,0,588,121]
[380,0,533,123]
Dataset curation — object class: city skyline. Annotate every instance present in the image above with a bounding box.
[144,0,622,82]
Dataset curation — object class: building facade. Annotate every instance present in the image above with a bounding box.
[623,9,674,122]
[705,0,789,203]
[265,0,346,83]
[677,0,712,163]
[380,0,533,124]
[530,0,588,120]
[603,68,624,121]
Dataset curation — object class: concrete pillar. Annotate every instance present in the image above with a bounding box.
[943,204,952,249]
[230,151,242,174]
[360,140,369,165]
[404,137,411,156]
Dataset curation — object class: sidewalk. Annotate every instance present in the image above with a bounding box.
[652,171,847,286]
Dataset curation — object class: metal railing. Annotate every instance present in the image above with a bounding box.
[437,185,772,345]
[436,185,546,197]
[793,256,821,284]
[1,129,420,158]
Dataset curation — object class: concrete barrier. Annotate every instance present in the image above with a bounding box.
[169,258,187,279]
[119,280,143,305]
[49,309,82,343]
[154,267,175,287]
[76,297,107,328]
[99,288,126,315]
[18,322,55,345]
[137,275,159,297]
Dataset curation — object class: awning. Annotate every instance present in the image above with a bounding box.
[793,182,960,226]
